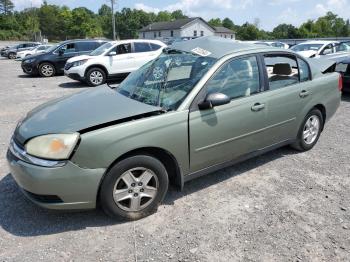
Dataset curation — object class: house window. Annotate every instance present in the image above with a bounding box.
[194,30,197,37]
[224,35,227,38]
[231,35,233,39]
[200,31,204,36]
[171,30,174,37]
[159,31,161,37]
[154,32,157,38]
[143,32,145,39]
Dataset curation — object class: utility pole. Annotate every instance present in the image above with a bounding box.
[111,0,116,40]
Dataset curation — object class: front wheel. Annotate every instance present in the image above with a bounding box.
[291,109,324,151]
[39,62,56,77]
[86,68,106,87]
[8,52,16,59]
[99,155,169,220]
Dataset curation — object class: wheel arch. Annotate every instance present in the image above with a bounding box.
[313,104,326,130]
[97,147,183,203]
[85,64,109,78]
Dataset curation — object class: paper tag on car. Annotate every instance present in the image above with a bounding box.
[191,47,212,57]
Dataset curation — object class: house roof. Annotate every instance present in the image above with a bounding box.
[170,36,275,59]
[214,26,235,34]
[140,17,213,32]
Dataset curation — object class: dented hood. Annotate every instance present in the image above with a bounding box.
[14,85,162,145]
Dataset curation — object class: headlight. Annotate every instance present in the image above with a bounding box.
[25,133,80,160]
[24,58,36,63]
[72,59,88,68]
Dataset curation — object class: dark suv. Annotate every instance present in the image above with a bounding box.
[2,42,41,59]
[21,39,107,77]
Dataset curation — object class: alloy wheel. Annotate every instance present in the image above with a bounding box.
[303,115,320,145]
[113,167,159,212]
[41,64,54,77]
[89,71,104,85]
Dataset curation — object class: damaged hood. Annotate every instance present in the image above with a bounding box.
[296,50,318,58]
[14,85,162,145]
[306,57,337,74]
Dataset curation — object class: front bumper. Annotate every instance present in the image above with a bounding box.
[6,145,106,210]
[21,62,38,75]
[64,66,85,81]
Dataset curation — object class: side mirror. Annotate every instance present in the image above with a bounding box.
[58,49,65,56]
[198,92,230,110]
[108,51,117,56]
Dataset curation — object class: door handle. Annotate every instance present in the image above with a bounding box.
[251,103,265,112]
[299,90,310,98]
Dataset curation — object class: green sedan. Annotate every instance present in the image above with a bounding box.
[7,36,342,220]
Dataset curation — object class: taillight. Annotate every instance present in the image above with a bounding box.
[338,74,343,91]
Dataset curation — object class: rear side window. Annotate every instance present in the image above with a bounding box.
[134,42,152,53]
[76,42,97,52]
[205,56,260,100]
[298,58,310,82]
[264,55,299,90]
[150,43,162,51]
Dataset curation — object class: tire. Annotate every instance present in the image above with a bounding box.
[8,52,16,59]
[99,155,169,220]
[39,62,56,77]
[86,67,106,87]
[291,108,324,151]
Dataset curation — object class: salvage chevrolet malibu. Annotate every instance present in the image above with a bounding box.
[7,37,342,220]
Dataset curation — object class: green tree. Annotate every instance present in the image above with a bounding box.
[171,10,187,20]
[272,24,301,39]
[0,0,14,15]
[208,18,222,27]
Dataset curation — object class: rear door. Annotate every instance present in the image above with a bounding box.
[258,53,311,146]
[131,42,158,71]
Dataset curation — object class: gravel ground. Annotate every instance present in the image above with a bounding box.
[0,51,350,262]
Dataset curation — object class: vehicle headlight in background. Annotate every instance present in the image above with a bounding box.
[25,133,80,160]
[72,59,88,68]
[24,58,36,63]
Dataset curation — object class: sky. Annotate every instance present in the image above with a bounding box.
[12,0,350,31]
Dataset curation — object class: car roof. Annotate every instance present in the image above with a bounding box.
[298,40,338,45]
[59,39,108,45]
[109,39,166,45]
[170,36,274,59]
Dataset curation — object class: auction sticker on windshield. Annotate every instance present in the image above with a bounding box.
[191,47,212,57]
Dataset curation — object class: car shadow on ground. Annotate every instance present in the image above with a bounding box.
[0,146,296,237]
[59,81,88,88]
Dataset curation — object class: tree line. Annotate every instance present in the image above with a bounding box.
[0,0,349,41]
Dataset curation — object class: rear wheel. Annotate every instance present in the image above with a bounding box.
[8,52,16,59]
[99,155,169,220]
[291,109,323,151]
[86,67,106,87]
[39,62,56,77]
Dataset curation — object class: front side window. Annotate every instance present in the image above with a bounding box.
[116,51,217,111]
[298,58,310,82]
[134,42,152,53]
[205,56,260,100]
[321,44,334,55]
[110,43,131,55]
[60,43,76,54]
[264,55,299,90]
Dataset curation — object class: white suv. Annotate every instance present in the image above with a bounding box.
[64,39,166,86]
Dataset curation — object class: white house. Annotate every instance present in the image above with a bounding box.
[139,17,235,41]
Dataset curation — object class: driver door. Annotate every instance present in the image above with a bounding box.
[108,43,135,75]
[189,55,269,172]
[56,43,77,71]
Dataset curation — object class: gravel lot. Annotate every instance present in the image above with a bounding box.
[0,50,350,262]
